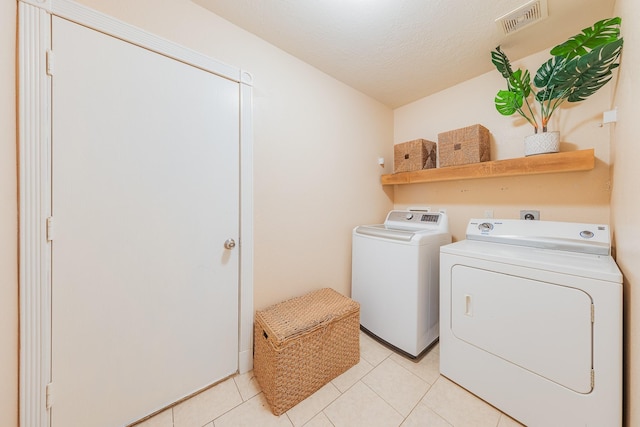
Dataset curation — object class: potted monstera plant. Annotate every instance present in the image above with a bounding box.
[491,17,624,156]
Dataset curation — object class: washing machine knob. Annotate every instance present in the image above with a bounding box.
[478,222,494,232]
[405,213,414,220]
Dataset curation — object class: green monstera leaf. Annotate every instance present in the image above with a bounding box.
[491,46,514,79]
[508,69,532,97]
[495,89,523,116]
[534,57,566,102]
[550,17,621,59]
[535,86,566,103]
[534,57,562,89]
[550,39,624,102]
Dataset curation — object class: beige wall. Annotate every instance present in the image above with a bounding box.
[1,0,18,424]
[393,47,614,241]
[3,1,393,425]
[611,1,640,425]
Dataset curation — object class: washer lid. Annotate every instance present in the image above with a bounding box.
[466,218,611,255]
[354,210,450,241]
[354,225,416,242]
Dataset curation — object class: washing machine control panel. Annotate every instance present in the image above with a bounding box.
[384,210,448,231]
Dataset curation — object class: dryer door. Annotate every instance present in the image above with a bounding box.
[451,265,593,393]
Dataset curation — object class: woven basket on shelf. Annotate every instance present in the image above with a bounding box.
[394,138,437,172]
[253,288,360,415]
[438,124,490,167]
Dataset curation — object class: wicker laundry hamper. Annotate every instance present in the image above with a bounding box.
[253,288,360,415]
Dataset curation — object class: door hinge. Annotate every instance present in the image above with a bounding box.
[46,50,54,76]
[46,217,54,242]
[591,304,595,323]
[46,382,53,409]
[591,369,595,389]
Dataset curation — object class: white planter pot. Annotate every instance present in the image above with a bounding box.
[524,131,560,156]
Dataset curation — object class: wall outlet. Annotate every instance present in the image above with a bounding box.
[520,210,540,220]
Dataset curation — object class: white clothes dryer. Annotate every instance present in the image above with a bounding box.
[352,210,451,358]
[440,219,622,427]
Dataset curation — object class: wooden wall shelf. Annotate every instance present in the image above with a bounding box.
[381,149,595,185]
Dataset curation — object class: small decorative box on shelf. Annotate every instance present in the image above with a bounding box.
[394,138,437,173]
[438,124,490,167]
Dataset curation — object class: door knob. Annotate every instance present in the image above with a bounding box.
[224,238,236,249]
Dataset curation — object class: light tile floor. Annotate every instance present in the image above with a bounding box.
[134,332,525,427]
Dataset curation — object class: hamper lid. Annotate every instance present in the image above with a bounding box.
[256,288,359,342]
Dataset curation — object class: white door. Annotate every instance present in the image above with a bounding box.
[50,16,240,427]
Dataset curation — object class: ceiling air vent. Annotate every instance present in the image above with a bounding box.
[495,0,548,36]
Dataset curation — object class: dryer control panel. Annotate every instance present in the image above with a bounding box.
[465,218,611,255]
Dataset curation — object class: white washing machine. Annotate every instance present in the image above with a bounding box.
[352,210,451,358]
[440,219,622,427]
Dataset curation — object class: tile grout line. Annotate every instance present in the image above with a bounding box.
[357,379,405,420]
[207,378,253,427]
[363,352,438,422]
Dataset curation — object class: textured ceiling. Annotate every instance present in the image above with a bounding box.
[193,0,615,108]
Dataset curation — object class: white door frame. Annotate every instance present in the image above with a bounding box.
[17,1,254,426]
